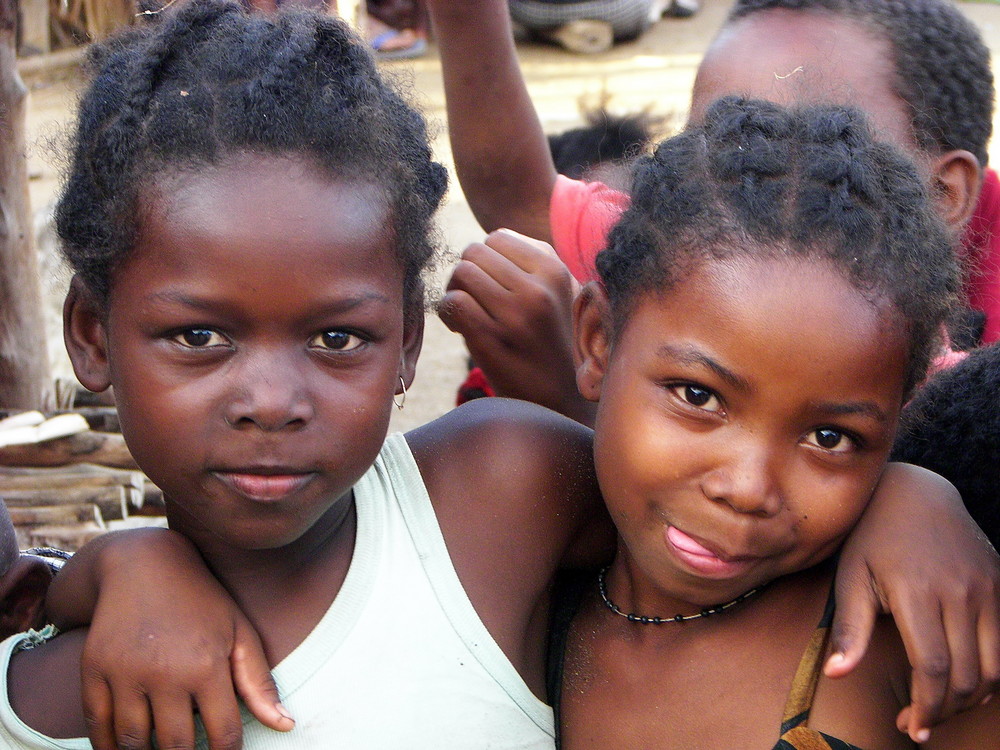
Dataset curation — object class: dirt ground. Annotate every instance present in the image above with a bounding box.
[21,0,1000,432]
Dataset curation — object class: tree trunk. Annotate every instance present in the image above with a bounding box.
[0,0,52,409]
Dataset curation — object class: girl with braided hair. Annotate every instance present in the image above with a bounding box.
[549,95,999,749]
[431,0,997,419]
[0,5,996,750]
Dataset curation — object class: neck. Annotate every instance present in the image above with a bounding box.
[166,492,357,664]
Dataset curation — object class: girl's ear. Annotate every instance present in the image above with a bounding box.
[931,149,981,232]
[399,301,425,389]
[63,276,112,393]
[574,282,612,403]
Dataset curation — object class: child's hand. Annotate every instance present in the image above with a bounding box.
[47,529,294,750]
[826,463,1000,743]
[440,229,596,425]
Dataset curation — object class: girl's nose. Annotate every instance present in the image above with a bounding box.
[700,439,783,518]
[222,353,315,431]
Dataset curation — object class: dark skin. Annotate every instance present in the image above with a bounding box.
[563,255,1000,748]
[429,4,1000,732]
[14,152,607,749]
[0,503,51,640]
[433,1,980,452]
[33,201,1000,750]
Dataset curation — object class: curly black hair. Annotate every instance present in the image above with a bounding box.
[728,0,994,167]
[55,0,447,308]
[597,97,960,396]
[892,343,1000,547]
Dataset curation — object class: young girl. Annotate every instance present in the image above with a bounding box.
[1,3,997,749]
[429,0,998,416]
[551,96,999,749]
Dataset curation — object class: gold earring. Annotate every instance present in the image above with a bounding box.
[394,375,407,410]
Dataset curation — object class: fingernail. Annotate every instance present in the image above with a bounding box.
[277,703,295,723]
[981,694,993,706]
[825,653,846,672]
[915,728,930,743]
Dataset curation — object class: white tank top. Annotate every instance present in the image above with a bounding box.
[0,433,555,749]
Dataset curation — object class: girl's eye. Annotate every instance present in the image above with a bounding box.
[173,329,226,348]
[670,384,722,413]
[805,428,854,454]
[310,331,364,352]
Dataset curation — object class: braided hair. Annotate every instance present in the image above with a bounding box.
[728,0,994,166]
[56,0,447,307]
[598,97,960,396]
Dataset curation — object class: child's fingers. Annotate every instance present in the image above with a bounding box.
[978,605,1000,702]
[110,687,154,750]
[150,692,198,750]
[484,228,559,272]
[231,619,293,733]
[896,601,950,742]
[447,256,516,321]
[462,240,547,296]
[825,559,878,678]
[940,598,982,714]
[80,673,118,750]
[439,288,496,344]
[196,677,248,750]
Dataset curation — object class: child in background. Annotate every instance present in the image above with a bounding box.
[551,96,998,749]
[892,343,1000,547]
[429,0,997,417]
[0,504,51,641]
[5,3,998,749]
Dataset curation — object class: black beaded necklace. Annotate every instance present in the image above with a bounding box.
[597,566,763,624]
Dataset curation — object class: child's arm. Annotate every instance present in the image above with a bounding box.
[440,229,596,425]
[426,0,557,242]
[45,528,293,750]
[829,463,1000,742]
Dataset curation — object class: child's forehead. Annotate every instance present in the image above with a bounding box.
[690,10,916,154]
[622,255,909,400]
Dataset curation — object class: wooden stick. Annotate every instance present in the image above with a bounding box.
[0,431,137,469]
[7,503,104,528]
[1,483,128,520]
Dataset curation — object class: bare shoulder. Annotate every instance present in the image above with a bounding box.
[405,399,608,690]
[811,615,912,749]
[6,628,88,740]
[407,397,600,540]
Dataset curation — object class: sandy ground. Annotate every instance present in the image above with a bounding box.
[20,0,1000,432]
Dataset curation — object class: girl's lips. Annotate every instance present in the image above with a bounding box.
[665,525,758,579]
[215,471,314,501]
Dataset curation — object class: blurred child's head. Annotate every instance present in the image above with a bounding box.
[691,0,993,234]
[58,0,446,551]
[0,504,50,638]
[574,98,959,607]
[892,343,1000,547]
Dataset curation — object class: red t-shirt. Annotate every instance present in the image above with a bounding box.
[962,168,1000,344]
[552,171,1000,344]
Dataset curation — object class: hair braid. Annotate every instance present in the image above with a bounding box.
[56,0,446,306]
[599,97,960,395]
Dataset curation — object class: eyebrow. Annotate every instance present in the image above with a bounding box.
[144,290,392,314]
[809,400,890,425]
[655,343,752,393]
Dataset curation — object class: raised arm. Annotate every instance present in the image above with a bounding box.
[829,464,1000,742]
[427,0,557,241]
[46,528,293,750]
